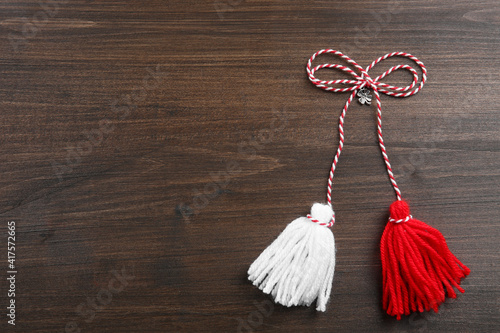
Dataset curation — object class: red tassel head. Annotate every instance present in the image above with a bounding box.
[389,200,410,220]
[381,200,470,320]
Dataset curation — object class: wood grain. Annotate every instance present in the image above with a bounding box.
[0,0,499,332]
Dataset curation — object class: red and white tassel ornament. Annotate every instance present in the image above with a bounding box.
[248,49,358,311]
[306,49,470,318]
[248,203,335,311]
[381,200,471,319]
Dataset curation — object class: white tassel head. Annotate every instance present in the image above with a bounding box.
[248,203,336,311]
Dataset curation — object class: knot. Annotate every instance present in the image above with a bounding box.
[360,70,375,89]
[307,203,335,228]
[306,49,427,99]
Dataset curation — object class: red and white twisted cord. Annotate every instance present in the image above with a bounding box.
[306,49,427,207]
[306,214,334,228]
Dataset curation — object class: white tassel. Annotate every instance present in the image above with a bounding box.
[248,203,336,311]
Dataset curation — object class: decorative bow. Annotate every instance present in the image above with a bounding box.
[305,50,427,204]
[306,49,427,98]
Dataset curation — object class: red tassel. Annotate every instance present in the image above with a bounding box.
[380,200,470,320]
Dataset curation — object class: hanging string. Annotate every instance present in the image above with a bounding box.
[306,50,427,205]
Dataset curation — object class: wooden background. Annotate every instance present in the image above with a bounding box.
[0,0,499,332]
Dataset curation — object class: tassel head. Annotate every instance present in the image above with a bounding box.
[389,200,410,220]
[248,203,336,311]
[381,200,470,319]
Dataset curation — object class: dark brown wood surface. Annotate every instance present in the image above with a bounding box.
[0,1,499,332]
